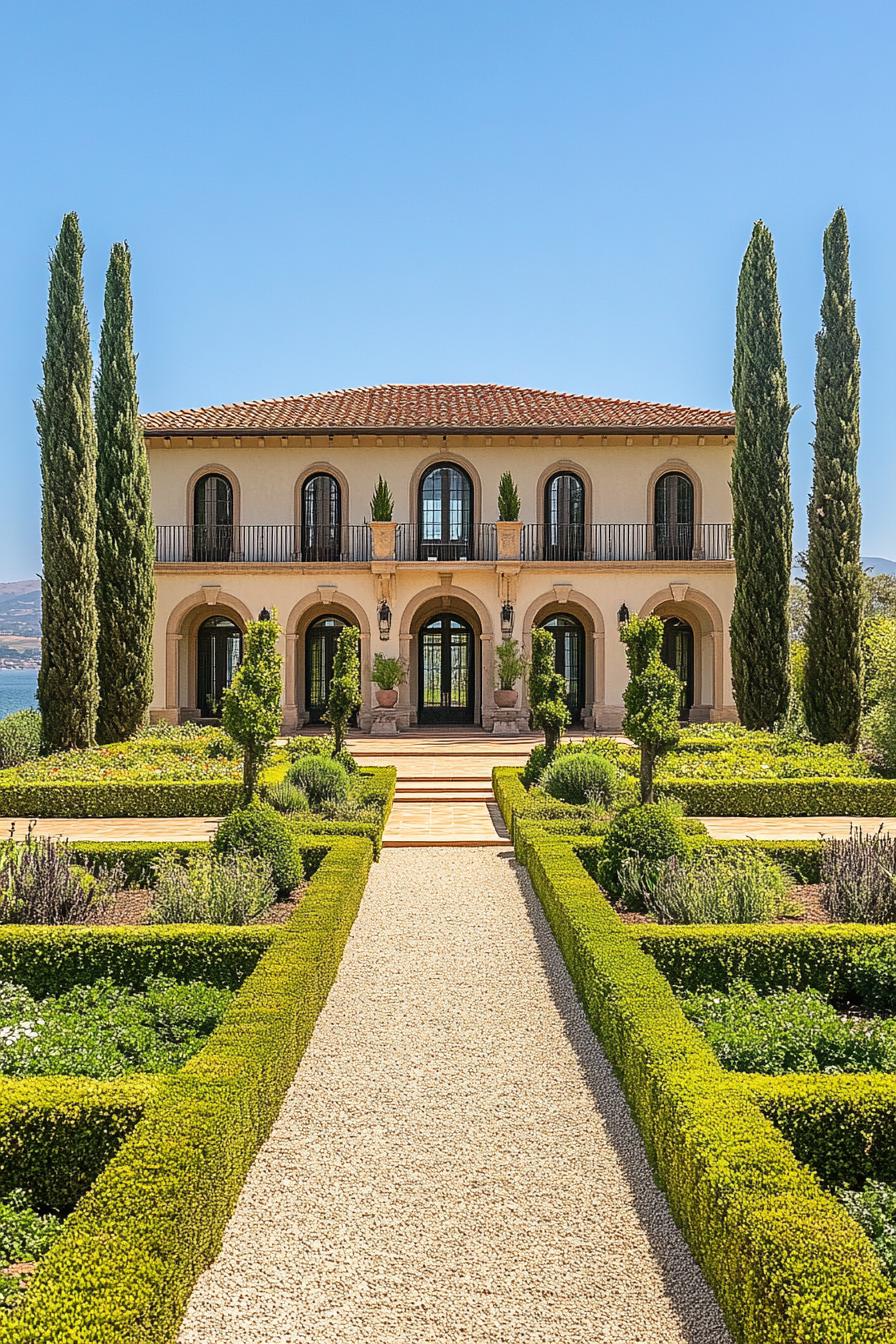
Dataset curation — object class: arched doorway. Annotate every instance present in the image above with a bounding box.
[197,615,242,718]
[418,463,473,560]
[661,616,695,716]
[418,614,475,724]
[540,613,586,722]
[193,473,234,562]
[544,471,585,560]
[302,473,342,561]
[654,472,694,560]
[305,615,359,724]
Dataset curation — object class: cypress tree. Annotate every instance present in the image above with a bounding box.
[95,242,155,742]
[730,221,794,728]
[804,208,863,746]
[36,213,99,750]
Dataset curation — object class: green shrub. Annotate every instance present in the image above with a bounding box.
[0,780,241,819]
[822,827,896,922]
[839,1183,896,1285]
[0,711,41,770]
[541,752,617,807]
[288,756,349,810]
[655,777,896,817]
[680,980,896,1074]
[285,735,357,773]
[150,852,275,925]
[631,847,788,925]
[0,1190,64,1307]
[213,803,303,895]
[851,945,896,1013]
[0,976,233,1079]
[521,737,629,788]
[600,802,687,902]
[262,779,309,814]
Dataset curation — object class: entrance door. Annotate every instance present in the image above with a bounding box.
[654,472,694,560]
[661,616,694,717]
[418,615,475,724]
[305,616,350,723]
[541,614,586,721]
[197,616,242,717]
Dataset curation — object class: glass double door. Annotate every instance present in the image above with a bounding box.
[541,614,585,721]
[306,616,359,724]
[418,615,474,724]
[197,616,242,718]
[661,616,694,716]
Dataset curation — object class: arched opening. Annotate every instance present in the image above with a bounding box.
[193,473,234,561]
[544,471,585,560]
[661,616,695,716]
[302,473,342,562]
[418,463,473,560]
[305,615,358,724]
[197,615,242,718]
[654,472,694,560]
[418,614,475,724]
[539,613,586,721]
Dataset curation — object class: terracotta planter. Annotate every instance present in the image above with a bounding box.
[496,520,523,560]
[375,688,399,708]
[370,521,397,560]
[494,688,519,709]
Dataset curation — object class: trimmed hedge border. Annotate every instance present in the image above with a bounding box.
[0,835,373,1343]
[495,762,896,823]
[574,836,825,886]
[519,830,896,1341]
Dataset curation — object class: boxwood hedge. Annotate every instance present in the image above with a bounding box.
[0,834,372,1344]
[519,831,896,1341]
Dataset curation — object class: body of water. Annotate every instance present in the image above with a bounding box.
[0,668,38,719]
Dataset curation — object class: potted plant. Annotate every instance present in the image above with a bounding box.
[496,472,523,559]
[370,477,396,559]
[372,652,406,708]
[494,637,526,709]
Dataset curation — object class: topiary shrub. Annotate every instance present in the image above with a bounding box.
[0,709,42,769]
[600,802,687,904]
[263,780,309,815]
[287,756,349,811]
[541,752,617,807]
[212,801,303,895]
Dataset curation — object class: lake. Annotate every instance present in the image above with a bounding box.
[0,668,38,719]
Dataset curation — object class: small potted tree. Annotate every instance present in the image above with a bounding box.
[494,638,526,708]
[370,476,396,559]
[372,653,406,708]
[496,472,523,559]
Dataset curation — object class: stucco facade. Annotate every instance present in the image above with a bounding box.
[145,384,737,733]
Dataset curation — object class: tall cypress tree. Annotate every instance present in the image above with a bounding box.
[804,208,863,746]
[730,221,794,728]
[95,242,155,742]
[36,213,99,750]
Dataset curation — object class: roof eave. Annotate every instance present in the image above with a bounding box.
[143,421,734,439]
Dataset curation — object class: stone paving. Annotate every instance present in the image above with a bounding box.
[178,849,730,1344]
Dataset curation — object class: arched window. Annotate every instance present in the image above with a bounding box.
[540,613,586,720]
[418,463,473,560]
[305,615,357,722]
[544,472,585,559]
[302,473,342,561]
[661,615,694,716]
[197,615,242,717]
[193,473,234,561]
[654,472,695,560]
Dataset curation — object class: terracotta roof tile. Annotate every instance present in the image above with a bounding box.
[142,383,734,436]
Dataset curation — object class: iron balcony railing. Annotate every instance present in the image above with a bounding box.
[155,524,372,564]
[394,522,498,562]
[519,522,732,562]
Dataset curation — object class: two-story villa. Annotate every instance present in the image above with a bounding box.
[144,383,737,733]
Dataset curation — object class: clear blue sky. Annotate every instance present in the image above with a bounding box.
[0,0,893,580]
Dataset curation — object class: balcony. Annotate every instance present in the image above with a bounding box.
[154,524,372,564]
[520,522,732,562]
[154,521,732,565]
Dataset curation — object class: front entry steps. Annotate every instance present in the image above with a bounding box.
[384,773,509,847]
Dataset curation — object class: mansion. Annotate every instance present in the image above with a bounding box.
[144,383,737,732]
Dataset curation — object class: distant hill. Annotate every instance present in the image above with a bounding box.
[0,580,40,638]
[793,556,896,580]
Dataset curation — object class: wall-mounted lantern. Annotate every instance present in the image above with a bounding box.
[500,601,515,638]
[378,600,392,640]
[258,607,271,621]
[617,602,630,627]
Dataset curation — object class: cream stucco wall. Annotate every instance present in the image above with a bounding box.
[147,429,736,732]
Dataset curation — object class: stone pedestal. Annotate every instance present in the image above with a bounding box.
[370,708,400,736]
[491,708,521,736]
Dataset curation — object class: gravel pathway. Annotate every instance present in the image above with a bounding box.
[179,848,730,1344]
